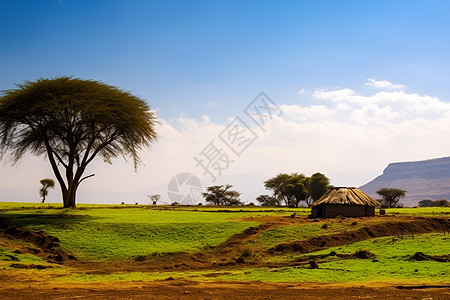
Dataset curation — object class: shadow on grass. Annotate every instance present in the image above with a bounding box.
[0,212,96,228]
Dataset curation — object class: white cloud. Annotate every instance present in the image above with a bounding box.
[280,104,336,122]
[365,78,406,90]
[313,88,355,102]
[298,88,306,95]
[313,88,450,123]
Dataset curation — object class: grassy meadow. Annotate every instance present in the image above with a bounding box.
[234,233,450,284]
[0,203,307,260]
[0,202,449,285]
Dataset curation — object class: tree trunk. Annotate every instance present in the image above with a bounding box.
[63,185,77,208]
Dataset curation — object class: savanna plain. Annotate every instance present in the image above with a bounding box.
[0,202,449,299]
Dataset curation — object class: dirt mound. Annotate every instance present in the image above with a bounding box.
[0,218,76,263]
[411,252,449,262]
[9,263,51,269]
[293,249,375,268]
[3,226,59,250]
[349,250,375,259]
[270,217,449,254]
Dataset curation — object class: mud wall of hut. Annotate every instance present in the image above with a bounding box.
[311,204,374,218]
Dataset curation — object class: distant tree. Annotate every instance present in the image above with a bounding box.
[431,199,450,207]
[256,195,280,206]
[418,199,434,207]
[264,173,292,206]
[307,172,331,206]
[147,194,161,205]
[39,178,55,203]
[0,77,158,208]
[285,174,309,207]
[376,188,406,208]
[265,172,332,207]
[202,185,243,206]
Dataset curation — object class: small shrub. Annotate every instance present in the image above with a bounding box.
[241,246,253,258]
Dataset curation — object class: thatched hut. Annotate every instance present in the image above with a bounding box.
[310,187,380,218]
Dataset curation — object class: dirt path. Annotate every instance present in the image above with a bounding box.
[0,279,449,299]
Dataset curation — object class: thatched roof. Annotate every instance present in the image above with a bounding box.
[311,187,380,207]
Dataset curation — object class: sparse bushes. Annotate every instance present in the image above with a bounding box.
[418,199,449,207]
[256,195,280,206]
[431,199,450,207]
[418,199,434,207]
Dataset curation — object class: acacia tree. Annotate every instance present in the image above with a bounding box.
[263,173,293,206]
[285,174,309,207]
[0,77,158,208]
[264,172,330,207]
[147,194,161,205]
[202,184,242,206]
[307,172,332,206]
[39,178,55,203]
[376,188,406,208]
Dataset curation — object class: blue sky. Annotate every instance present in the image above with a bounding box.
[1,1,450,203]
[1,0,449,122]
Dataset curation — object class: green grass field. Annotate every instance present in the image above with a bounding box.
[257,222,361,248]
[1,206,265,260]
[223,233,450,284]
[58,233,450,284]
[0,204,309,260]
[1,202,449,284]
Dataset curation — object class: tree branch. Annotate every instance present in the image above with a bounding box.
[43,139,67,192]
[79,173,95,185]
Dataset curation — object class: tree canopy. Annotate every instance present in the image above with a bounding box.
[376,188,406,208]
[263,173,293,206]
[264,172,331,207]
[418,199,434,207]
[202,184,242,206]
[308,172,331,205]
[0,77,158,208]
[285,174,309,207]
[431,199,449,207]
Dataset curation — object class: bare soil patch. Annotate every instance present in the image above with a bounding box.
[0,280,449,299]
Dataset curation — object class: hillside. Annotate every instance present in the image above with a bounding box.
[360,157,450,206]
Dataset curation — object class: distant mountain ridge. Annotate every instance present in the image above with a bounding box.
[360,156,450,206]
